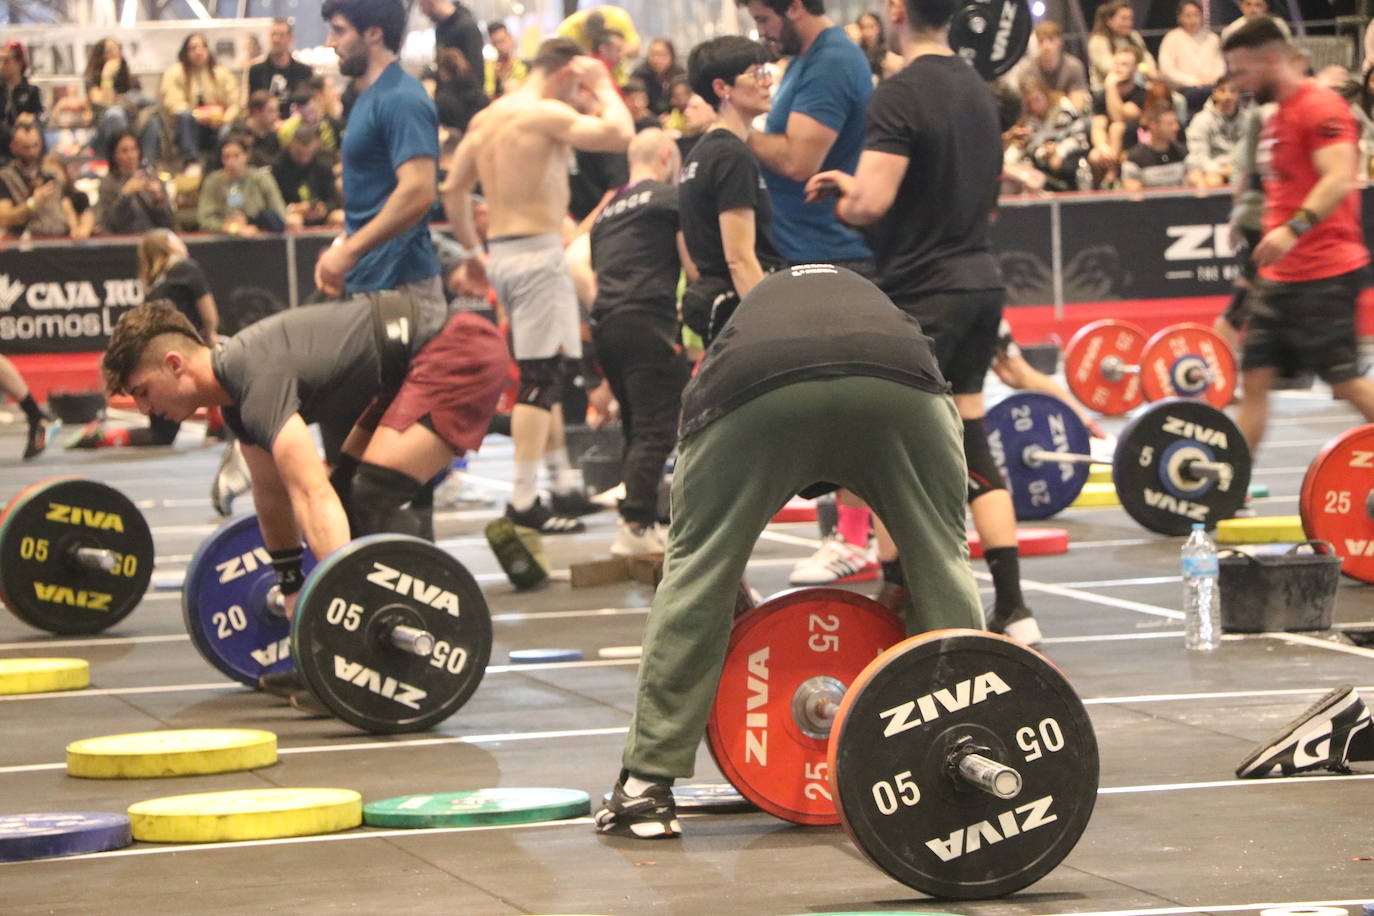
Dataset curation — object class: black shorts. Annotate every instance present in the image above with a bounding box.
[893,289,1004,395]
[1242,268,1365,385]
[1221,228,1263,331]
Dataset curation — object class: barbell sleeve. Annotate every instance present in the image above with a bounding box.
[955,752,1024,799]
[71,547,118,572]
[389,624,435,658]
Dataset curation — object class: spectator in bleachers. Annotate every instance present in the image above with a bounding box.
[559,6,641,64]
[95,131,174,235]
[623,78,660,131]
[248,18,314,120]
[197,132,286,236]
[84,38,145,159]
[631,38,685,116]
[484,22,528,99]
[1185,75,1242,187]
[420,0,489,131]
[1159,0,1225,115]
[1088,46,1148,187]
[1316,65,1374,164]
[153,33,240,168]
[1011,74,1092,192]
[0,125,73,238]
[672,87,715,160]
[1011,21,1090,114]
[272,124,343,229]
[854,11,900,81]
[592,28,629,91]
[277,77,342,159]
[234,90,283,167]
[1220,0,1291,44]
[1122,103,1188,189]
[44,152,93,239]
[0,41,43,166]
[1088,1,1157,91]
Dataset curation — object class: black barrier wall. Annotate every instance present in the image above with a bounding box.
[2,186,1373,355]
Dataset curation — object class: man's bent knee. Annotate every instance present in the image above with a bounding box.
[350,462,425,538]
[964,418,1006,503]
[516,357,567,411]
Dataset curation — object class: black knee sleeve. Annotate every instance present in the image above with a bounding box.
[964,418,1006,503]
[350,462,424,538]
[516,357,566,411]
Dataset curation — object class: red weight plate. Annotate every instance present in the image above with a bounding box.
[1300,424,1374,583]
[967,528,1069,559]
[771,497,817,524]
[1063,320,1147,416]
[707,588,905,825]
[1139,323,1236,410]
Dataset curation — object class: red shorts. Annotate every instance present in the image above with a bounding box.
[363,311,511,455]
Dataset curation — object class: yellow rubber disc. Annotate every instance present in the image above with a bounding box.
[1072,482,1120,507]
[1216,515,1305,544]
[1088,464,1113,484]
[66,729,278,779]
[129,788,362,843]
[0,658,89,696]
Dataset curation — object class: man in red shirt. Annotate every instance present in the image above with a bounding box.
[1223,18,1374,450]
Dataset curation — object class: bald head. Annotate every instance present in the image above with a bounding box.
[627,128,681,183]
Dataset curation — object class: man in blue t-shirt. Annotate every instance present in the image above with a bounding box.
[740,0,874,273]
[316,0,442,303]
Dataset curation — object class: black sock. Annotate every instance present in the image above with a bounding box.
[985,546,1026,613]
[881,559,905,586]
[18,395,43,425]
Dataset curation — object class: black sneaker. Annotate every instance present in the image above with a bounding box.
[22,418,47,460]
[1235,685,1371,778]
[506,497,585,534]
[550,488,605,518]
[595,770,681,839]
[986,606,1043,646]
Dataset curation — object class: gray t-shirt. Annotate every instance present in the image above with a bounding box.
[213,299,412,450]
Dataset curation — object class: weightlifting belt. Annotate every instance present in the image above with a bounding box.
[368,289,417,394]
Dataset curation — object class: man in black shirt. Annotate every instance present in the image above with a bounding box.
[678,36,784,344]
[420,0,489,132]
[248,19,315,120]
[589,129,694,556]
[101,296,509,605]
[1122,103,1188,189]
[807,0,1042,645]
[1088,46,1148,187]
[595,266,981,839]
[273,124,344,228]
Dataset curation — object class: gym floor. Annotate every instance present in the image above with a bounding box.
[0,383,1372,916]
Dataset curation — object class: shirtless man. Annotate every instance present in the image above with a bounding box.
[443,38,634,534]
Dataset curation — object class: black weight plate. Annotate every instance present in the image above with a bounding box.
[0,478,152,634]
[830,629,1098,900]
[1115,398,1251,536]
[292,535,492,733]
[950,0,1033,79]
[985,392,1092,521]
[183,516,316,687]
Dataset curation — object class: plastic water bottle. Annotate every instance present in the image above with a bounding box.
[1181,523,1221,651]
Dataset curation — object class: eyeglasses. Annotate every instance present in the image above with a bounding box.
[737,66,772,86]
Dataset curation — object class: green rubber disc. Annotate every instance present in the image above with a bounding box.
[362,788,591,828]
[1248,483,1270,499]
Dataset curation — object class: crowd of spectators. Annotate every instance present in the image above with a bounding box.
[1,0,1371,245]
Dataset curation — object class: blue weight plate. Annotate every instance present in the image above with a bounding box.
[182,516,315,687]
[985,392,1093,521]
[0,812,132,862]
[509,649,583,664]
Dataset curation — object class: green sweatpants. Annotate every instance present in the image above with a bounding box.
[622,376,983,779]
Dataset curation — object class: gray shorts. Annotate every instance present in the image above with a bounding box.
[487,233,583,360]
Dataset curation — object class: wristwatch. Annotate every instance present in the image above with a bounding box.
[1284,208,1318,237]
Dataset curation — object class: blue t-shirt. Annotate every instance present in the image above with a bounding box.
[341,61,441,294]
[761,26,873,264]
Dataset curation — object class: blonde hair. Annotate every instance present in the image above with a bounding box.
[137,229,181,290]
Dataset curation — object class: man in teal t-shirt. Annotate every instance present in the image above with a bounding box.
[741,0,874,272]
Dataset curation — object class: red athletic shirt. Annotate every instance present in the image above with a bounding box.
[1257,81,1369,283]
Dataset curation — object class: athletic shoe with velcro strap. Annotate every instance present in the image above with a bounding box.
[505,497,585,534]
[1235,685,1371,778]
[595,771,681,839]
[788,535,878,585]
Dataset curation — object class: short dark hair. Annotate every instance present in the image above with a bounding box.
[102,302,205,396]
[735,0,827,15]
[688,36,772,110]
[1221,15,1289,52]
[321,0,406,54]
[247,89,274,114]
[272,17,293,32]
[1176,0,1202,14]
[1144,102,1177,124]
[532,36,583,74]
[219,131,250,154]
[487,21,509,37]
[624,77,648,95]
[901,0,960,31]
[291,123,321,146]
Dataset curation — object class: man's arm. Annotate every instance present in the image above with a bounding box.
[1253,140,1359,267]
[440,133,487,289]
[315,156,436,295]
[749,112,840,183]
[267,415,352,559]
[805,148,909,226]
[241,441,305,552]
[531,59,633,153]
[677,231,699,284]
[719,208,764,299]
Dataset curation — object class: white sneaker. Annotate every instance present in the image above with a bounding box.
[788,536,878,585]
[210,441,251,517]
[610,519,667,557]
